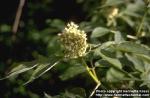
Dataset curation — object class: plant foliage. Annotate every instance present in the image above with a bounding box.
[0,0,150,98]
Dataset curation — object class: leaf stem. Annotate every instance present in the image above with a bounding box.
[81,58,101,98]
[90,60,98,78]
[82,58,100,84]
[136,6,149,37]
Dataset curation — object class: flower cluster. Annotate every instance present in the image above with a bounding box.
[58,22,88,58]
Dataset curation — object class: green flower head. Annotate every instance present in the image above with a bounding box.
[58,22,88,58]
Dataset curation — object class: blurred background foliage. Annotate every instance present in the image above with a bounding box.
[0,0,150,98]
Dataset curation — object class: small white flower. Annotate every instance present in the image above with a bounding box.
[107,7,119,19]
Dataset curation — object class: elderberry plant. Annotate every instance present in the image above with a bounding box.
[1,0,150,98]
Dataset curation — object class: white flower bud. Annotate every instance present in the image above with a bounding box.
[108,7,119,19]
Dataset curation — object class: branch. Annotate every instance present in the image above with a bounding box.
[12,0,25,34]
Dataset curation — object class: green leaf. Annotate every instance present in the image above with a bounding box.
[91,27,110,38]
[136,54,150,63]
[44,93,53,98]
[125,53,144,72]
[24,60,60,84]
[59,64,86,80]
[50,19,65,30]
[114,31,125,43]
[0,24,11,32]
[119,15,135,27]
[96,48,122,69]
[115,41,150,56]
[123,1,144,17]
[95,59,112,68]
[140,62,150,88]
[106,68,125,82]
[93,41,115,58]
[44,88,85,98]
[62,90,84,98]
[148,3,150,8]
[69,88,86,98]
[0,62,37,80]
[102,0,124,7]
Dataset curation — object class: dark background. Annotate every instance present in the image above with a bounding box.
[0,0,88,97]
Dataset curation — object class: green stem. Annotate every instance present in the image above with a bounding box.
[136,7,149,37]
[82,58,100,84]
[81,58,101,98]
[90,60,98,79]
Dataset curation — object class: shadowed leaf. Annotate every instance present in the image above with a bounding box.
[59,64,86,80]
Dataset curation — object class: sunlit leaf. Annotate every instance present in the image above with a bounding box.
[96,48,122,69]
[106,68,125,82]
[114,31,125,43]
[115,41,150,56]
[44,93,53,98]
[102,0,124,7]
[91,27,110,38]
[135,54,150,63]
[125,53,144,72]
[140,62,150,88]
